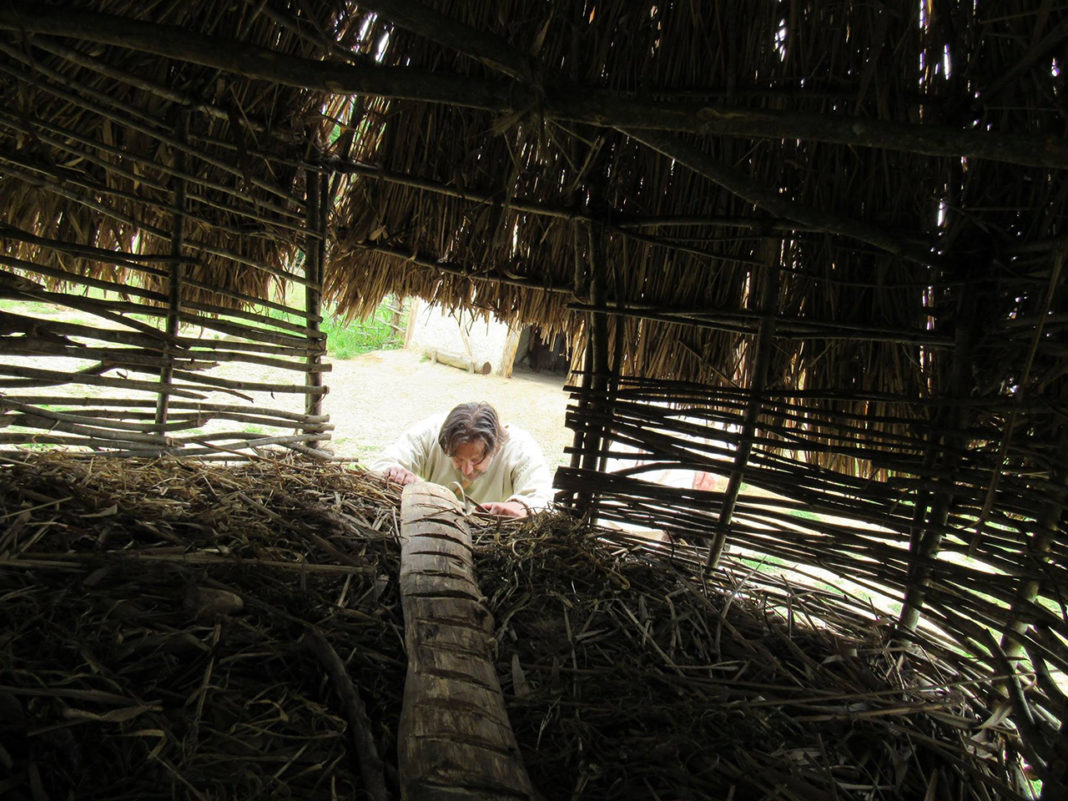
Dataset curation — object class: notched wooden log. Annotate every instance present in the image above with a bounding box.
[398,481,535,801]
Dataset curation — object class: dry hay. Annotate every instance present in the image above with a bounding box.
[0,451,1031,800]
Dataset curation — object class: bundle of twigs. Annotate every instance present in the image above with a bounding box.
[0,450,1035,800]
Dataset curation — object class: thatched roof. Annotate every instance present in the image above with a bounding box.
[1,2,1066,798]
[2,1,1063,459]
[0,0,360,308]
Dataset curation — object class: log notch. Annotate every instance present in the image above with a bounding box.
[397,481,535,801]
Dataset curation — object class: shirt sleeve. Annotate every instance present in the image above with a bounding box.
[503,427,555,512]
[368,416,439,477]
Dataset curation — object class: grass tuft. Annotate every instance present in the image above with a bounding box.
[321,299,406,359]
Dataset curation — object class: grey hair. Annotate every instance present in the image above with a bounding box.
[437,402,509,457]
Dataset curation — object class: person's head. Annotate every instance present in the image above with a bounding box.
[437,402,509,481]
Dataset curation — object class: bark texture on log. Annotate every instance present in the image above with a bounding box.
[398,482,535,801]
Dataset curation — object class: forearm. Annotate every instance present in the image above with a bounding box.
[369,420,435,479]
[381,464,419,485]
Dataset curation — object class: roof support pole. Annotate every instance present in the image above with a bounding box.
[706,257,780,572]
[896,268,983,639]
[971,246,1064,555]
[603,245,628,476]
[303,148,326,434]
[568,221,611,516]
[154,110,189,436]
[995,246,1063,670]
[589,222,615,477]
[565,222,590,484]
[561,342,597,513]
[999,429,1068,800]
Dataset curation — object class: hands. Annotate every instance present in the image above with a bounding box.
[381,467,527,518]
[475,500,528,518]
[383,465,419,486]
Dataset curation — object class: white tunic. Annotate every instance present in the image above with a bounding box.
[369,414,555,512]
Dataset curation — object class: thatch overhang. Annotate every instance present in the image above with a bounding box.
[0,1,1067,798]
[0,0,368,304]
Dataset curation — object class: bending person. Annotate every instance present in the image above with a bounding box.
[370,401,553,517]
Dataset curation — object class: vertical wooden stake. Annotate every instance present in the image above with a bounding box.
[155,111,188,435]
[706,258,780,572]
[304,152,327,435]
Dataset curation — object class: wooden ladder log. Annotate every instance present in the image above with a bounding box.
[398,481,535,801]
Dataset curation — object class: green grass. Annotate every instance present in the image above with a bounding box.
[320,300,406,359]
[13,300,66,315]
[256,288,408,360]
[740,554,787,570]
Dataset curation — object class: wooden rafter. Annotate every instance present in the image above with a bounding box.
[0,3,1064,170]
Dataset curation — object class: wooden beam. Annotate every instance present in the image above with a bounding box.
[1000,427,1067,662]
[498,323,522,378]
[970,245,1065,554]
[584,221,612,479]
[2,3,1066,169]
[304,157,326,429]
[356,0,532,81]
[622,129,928,263]
[426,348,492,375]
[398,482,536,800]
[155,112,188,428]
[896,252,987,637]
[706,257,781,570]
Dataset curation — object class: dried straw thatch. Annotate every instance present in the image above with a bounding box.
[0,2,1066,797]
[0,452,1041,799]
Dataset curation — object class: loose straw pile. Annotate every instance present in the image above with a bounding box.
[0,451,1031,800]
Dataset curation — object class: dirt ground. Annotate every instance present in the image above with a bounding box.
[320,348,574,466]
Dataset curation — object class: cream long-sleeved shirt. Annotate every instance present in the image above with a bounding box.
[369,414,554,512]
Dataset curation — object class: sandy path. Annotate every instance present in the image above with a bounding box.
[321,349,574,466]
